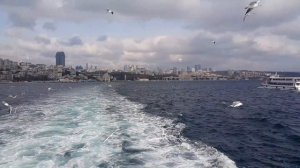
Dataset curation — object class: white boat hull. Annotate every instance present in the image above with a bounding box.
[260,75,300,90]
[260,85,296,90]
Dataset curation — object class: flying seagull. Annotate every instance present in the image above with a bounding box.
[2,101,13,114]
[230,101,243,108]
[8,95,17,99]
[212,40,216,45]
[107,9,114,15]
[243,0,261,21]
[2,101,9,107]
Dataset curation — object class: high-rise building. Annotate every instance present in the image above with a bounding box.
[124,65,129,72]
[56,52,65,66]
[187,66,192,73]
[195,64,201,72]
[86,63,89,70]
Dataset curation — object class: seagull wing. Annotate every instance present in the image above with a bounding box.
[243,8,254,21]
[249,1,257,6]
[243,15,248,22]
[245,7,254,15]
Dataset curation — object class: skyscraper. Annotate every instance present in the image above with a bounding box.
[187,66,192,73]
[56,52,65,66]
[195,64,201,72]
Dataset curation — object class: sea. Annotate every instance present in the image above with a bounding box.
[0,81,299,168]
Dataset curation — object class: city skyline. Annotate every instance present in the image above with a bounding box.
[0,1,300,71]
[0,56,215,73]
[0,56,279,83]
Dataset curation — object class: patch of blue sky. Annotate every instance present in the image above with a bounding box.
[0,11,9,40]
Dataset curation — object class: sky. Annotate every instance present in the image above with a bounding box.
[0,0,300,71]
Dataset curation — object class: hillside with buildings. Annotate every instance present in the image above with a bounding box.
[0,53,287,83]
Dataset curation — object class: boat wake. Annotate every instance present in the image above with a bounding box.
[0,84,236,168]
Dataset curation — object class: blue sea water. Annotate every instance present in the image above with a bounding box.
[0,81,299,168]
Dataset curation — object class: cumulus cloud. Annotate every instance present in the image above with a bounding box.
[0,0,300,71]
[34,36,51,44]
[43,22,56,31]
[1,0,299,31]
[1,29,300,71]
[97,35,108,41]
[60,36,83,46]
[8,13,36,29]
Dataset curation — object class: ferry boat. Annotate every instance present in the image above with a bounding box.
[296,81,300,91]
[261,73,300,90]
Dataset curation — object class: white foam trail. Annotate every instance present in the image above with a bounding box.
[0,84,237,168]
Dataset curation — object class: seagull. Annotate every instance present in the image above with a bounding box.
[2,101,9,107]
[212,40,216,45]
[8,95,17,99]
[107,9,114,15]
[230,101,243,108]
[48,87,52,91]
[2,101,12,114]
[243,0,261,21]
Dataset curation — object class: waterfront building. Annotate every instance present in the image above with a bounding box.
[172,67,178,75]
[0,58,18,70]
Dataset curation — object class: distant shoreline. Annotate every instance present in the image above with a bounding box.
[0,79,261,84]
[0,80,101,84]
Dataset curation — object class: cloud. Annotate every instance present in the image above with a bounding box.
[34,36,51,44]
[68,36,83,46]
[1,0,299,31]
[97,35,108,41]
[0,0,300,71]
[8,13,36,29]
[43,22,56,31]
[1,28,300,71]
[60,36,83,46]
